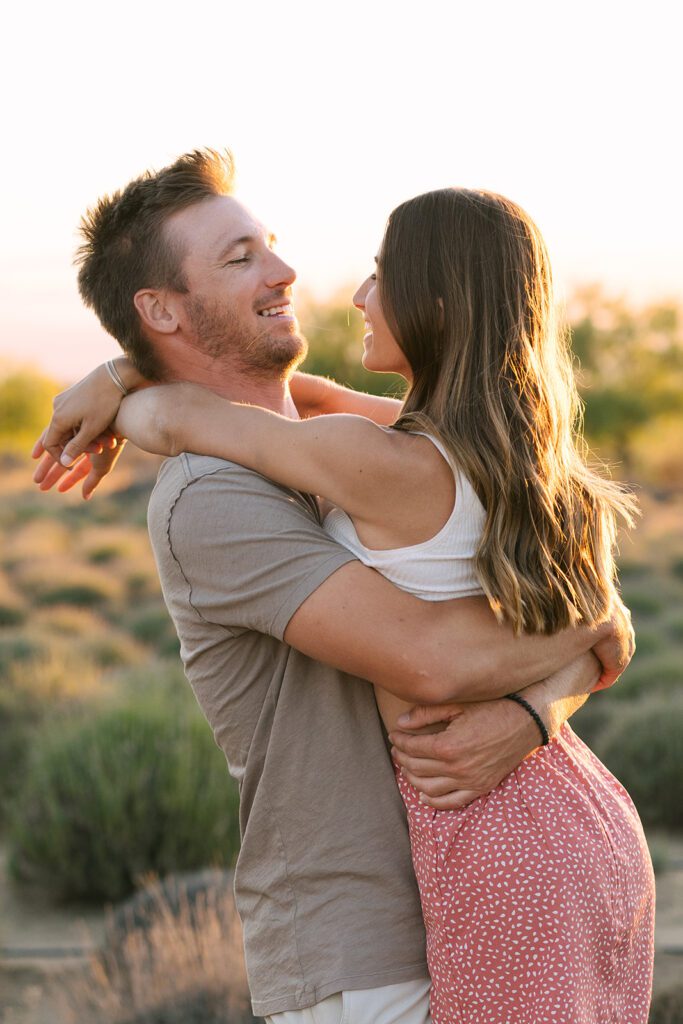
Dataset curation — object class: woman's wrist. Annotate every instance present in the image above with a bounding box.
[111,356,149,393]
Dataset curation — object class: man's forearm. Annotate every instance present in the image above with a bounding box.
[515,651,600,738]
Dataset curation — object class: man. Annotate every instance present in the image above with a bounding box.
[35,149,632,1023]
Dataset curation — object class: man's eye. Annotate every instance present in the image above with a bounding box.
[226,255,250,266]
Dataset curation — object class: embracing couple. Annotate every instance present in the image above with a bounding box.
[35,149,654,1023]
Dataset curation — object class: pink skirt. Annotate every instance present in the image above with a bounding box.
[396,723,655,1024]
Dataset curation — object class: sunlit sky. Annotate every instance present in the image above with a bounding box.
[1,0,681,383]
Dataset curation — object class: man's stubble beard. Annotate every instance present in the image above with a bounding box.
[185,295,308,380]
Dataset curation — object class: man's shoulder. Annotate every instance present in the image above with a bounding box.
[147,453,320,545]
[151,453,293,503]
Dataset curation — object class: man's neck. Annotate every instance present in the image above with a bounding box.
[164,357,299,419]
[207,374,299,418]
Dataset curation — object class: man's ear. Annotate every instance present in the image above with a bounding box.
[134,289,179,335]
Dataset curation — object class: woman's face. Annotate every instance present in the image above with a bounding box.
[353,265,412,379]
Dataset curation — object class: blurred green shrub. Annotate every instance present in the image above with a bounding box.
[299,293,406,398]
[595,696,683,829]
[79,633,147,669]
[621,588,664,617]
[0,646,104,821]
[649,985,683,1024]
[0,368,59,451]
[127,607,180,657]
[35,580,116,608]
[128,608,173,645]
[629,629,659,658]
[0,604,27,627]
[9,696,241,902]
[0,633,49,673]
[666,615,683,643]
[617,560,650,580]
[88,544,126,565]
[569,692,617,750]
[614,653,683,700]
[126,570,158,601]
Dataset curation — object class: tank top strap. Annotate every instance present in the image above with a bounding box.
[411,431,460,477]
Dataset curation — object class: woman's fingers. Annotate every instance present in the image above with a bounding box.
[33,452,73,488]
[58,459,93,492]
[32,434,125,500]
[81,441,127,500]
[36,458,76,491]
[33,422,113,466]
[59,423,105,467]
[31,432,47,459]
[32,451,55,484]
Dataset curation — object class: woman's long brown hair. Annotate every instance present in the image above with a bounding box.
[382,188,636,634]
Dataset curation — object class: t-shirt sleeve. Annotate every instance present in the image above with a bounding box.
[165,460,358,640]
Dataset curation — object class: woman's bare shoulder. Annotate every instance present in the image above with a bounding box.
[342,424,457,546]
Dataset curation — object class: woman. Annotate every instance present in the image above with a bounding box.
[35,188,654,1022]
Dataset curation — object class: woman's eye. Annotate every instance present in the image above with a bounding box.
[370,273,377,281]
[226,255,249,266]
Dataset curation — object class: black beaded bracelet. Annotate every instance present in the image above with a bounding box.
[504,693,550,746]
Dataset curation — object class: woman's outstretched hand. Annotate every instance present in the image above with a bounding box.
[33,436,127,499]
[35,361,139,469]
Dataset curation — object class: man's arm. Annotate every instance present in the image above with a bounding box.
[388,652,600,809]
[284,562,632,702]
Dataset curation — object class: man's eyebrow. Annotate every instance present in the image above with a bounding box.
[215,233,277,262]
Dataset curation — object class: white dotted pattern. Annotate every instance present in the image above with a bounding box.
[396,724,655,1023]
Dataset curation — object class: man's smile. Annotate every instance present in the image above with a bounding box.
[258,303,295,319]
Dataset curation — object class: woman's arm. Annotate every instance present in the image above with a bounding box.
[32,365,401,499]
[35,358,149,467]
[290,372,404,426]
[114,383,416,523]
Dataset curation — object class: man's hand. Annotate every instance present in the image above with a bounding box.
[389,697,539,810]
[592,598,635,690]
[389,651,602,809]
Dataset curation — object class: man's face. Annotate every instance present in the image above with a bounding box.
[165,195,306,377]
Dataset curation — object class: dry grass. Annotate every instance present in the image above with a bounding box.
[5,646,106,704]
[32,605,109,637]
[55,883,253,1024]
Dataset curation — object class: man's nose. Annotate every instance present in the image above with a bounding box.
[265,252,296,289]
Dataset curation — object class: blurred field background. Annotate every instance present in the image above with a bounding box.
[1,287,683,1022]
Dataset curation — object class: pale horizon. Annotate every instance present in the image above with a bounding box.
[2,0,681,384]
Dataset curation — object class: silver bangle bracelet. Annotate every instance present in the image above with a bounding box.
[105,360,129,397]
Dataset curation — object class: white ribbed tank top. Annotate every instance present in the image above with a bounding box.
[323,434,486,601]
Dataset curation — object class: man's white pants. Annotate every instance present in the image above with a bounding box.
[264,978,431,1024]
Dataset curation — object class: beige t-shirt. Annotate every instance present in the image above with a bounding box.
[147,454,428,1017]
